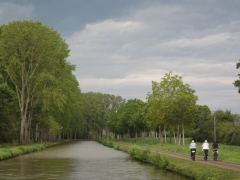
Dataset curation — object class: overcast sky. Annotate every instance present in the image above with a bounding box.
[1,0,240,114]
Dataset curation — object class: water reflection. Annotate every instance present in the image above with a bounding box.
[0,141,189,180]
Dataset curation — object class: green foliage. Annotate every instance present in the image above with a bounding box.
[0,141,68,161]
[192,109,238,144]
[117,137,240,165]
[146,72,198,145]
[128,145,139,158]
[229,125,240,145]
[99,139,114,148]
[108,98,147,137]
[194,105,211,129]
[233,59,240,93]
[0,75,19,143]
[152,153,169,168]
[101,140,240,180]
[82,92,125,139]
[0,20,83,142]
[207,177,218,180]
[128,145,151,162]
[223,129,234,144]
[217,122,233,143]
[48,117,63,136]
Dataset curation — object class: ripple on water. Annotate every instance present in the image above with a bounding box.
[0,141,189,180]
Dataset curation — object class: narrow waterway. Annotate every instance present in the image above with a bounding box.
[0,141,189,180]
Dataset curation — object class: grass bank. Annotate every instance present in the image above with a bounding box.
[116,137,240,165]
[0,140,70,161]
[98,139,240,180]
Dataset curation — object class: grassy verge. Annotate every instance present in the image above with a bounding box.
[115,137,240,165]
[98,139,240,180]
[0,140,70,161]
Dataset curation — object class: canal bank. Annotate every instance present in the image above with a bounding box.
[0,140,71,161]
[98,139,240,180]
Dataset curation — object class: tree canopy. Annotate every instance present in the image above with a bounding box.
[0,20,82,143]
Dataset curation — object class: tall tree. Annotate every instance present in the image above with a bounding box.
[82,92,125,139]
[147,72,198,145]
[0,20,70,143]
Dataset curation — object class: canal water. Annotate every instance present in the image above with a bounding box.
[0,141,189,180]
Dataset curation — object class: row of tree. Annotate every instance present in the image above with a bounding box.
[0,20,83,144]
[108,72,198,145]
[0,20,239,146]
[79,72,240,146]
[107,72,240,145]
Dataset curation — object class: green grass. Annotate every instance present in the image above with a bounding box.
[98,138,240,180]
[115,137,240,165]
[0,140,70,161]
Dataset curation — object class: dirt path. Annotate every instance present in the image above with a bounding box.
[115,142,240,172]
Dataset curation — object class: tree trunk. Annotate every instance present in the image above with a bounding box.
[178,134,181,145]
[164,128,167,143]
[182,125,185,145]
[173,130,176,144]
[24,123,29,144]
[20,118,25,144]
[159,126,161,145]
[177,125,179,144]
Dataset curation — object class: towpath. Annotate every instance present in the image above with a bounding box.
[115,142,240,172]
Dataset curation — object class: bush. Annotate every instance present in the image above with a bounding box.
[128,145,151,162]
[98,139,114,148]
[230,125,240,145]
[224,129,234,144]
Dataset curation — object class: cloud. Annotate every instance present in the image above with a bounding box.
[66,3,240,114]
[1,1,239,113]
[163,33,232,48]
[0,2,34,25]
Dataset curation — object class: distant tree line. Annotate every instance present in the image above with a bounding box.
[107,73,240,145]
[0,20,239,146]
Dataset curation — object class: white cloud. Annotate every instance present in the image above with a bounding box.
[64,3,240,113]
[162,33,232,48]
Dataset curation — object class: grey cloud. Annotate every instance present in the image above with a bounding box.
[1,0,240,113]
[0,2,34,24]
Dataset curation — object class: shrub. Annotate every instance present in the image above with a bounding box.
[224,129,234,144]
[230,125,240,145]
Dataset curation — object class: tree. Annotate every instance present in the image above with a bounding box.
[147,72,198,145]
[233,59,240,93]
[192,105,211,142]
[82,92,125,139]
[194,105,211,129]
[214,110,235,143]
[0,20,70,143]
[0,74,19,143]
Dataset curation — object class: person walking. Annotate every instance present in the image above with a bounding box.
[189,140,197,158]
[201,140,209,160]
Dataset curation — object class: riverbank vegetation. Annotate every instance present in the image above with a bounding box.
[0,140,70,161]
[112,137,240,165]
[99,139,240,180]
[106,72,240,146]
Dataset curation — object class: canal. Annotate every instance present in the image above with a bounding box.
[0,141,189,179]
